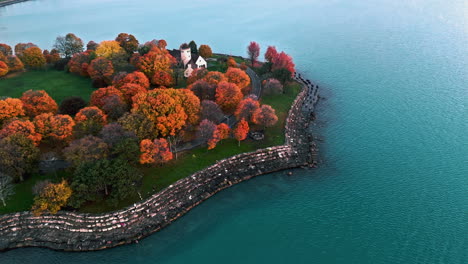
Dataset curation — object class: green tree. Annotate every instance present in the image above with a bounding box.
[0,134,39,181]
[189,40,198,53]
[53,33,84,58]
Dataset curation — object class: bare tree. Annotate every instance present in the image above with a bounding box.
[0,172,15,207]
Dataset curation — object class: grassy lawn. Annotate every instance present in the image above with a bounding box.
[0,70,94,103]
[0,68,301,214]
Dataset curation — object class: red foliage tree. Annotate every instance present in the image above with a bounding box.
[215,81,243,114]
[87,57,114,84]
[20,90,58,117]
[139,138,173,165]
[0,44,12,56]
[188,79,216,101]
[0,98,24,123]
[203,71,227,86]
[119,83,147,104]
[33,113,75,143]
[253,104,278,128]
[75,106,107,126]
[265,46,278,63]
[233,118,249,146]
[272,51,295,76]
[0,119,42,145]
[247,41,260,65]
[131,89,187,137]
[0,61,8,77]
[90,86,124,109]
[151,70,174,87]
[225,67,251,94]
[187,68,208,85]
[158,39,167,49]
[68,51,95,76]
[235,98,260,122]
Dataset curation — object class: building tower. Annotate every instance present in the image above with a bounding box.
[180,43,191,67]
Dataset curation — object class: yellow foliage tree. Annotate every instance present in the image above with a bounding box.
[95,40,127,61]
[31,180,72,216]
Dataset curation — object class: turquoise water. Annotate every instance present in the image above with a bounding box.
[1,0,467,263]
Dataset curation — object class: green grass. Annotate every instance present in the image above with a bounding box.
[0,69,301,214]
[0,70,94,103]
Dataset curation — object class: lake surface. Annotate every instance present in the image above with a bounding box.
[1,0,467,263]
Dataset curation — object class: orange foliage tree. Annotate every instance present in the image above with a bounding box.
[225,67,251,94]
[203,71,226,86]
[187,68,208,85]
[198,44,213,58]
[0,43,12,56]
[68,51,95,76]
[33,113,75,143]
[177,89,201,125]
[151,70,174,87]
[233,118,249,146]
[139,138,173,164]
[20,90,58,117]
[0,98,24,123]
[74,106,107,137]
[113,71,150,89]
[227,57,237,68]
[5,55,24,72]
[235,97,260,122]
[131,89,187,137]
[253,105,278,128]
[90,86,124,108]
[217,123,230,140]
[118,83,147,104]
[14,43,36,59]
[0,119,42,145]
[87,57,114,84]
[215,81,243,114]
[136,46,175,81]
[31,179,72,216]
[21,47,46,69]
[0,61,8,77]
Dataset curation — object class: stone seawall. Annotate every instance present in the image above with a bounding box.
[0,72,319,252]
[0,0,29,8]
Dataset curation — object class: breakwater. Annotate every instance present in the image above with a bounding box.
[0,0,29,8]
[0,72,319,252]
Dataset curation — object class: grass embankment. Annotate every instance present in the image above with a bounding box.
[0,69,301,214]
[0,70,94,103]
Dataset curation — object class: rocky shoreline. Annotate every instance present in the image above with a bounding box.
[0,72,319,252]
[0,0,29,8]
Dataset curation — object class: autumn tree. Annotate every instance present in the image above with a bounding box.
[233,118,249,146]
[63,135,109,167]
[272,51,295,76]
[225,67,251,94]
[74,106,107,137]
[0,44,12,56]
[31,180,72,216]
[101,95,127,120]
[217,123,230,141]
[90,86,124,109]
[54,33,84,58]
[131,89,188,137]
[115,33,139,55]
[253,104,278,129]
[197,119,216,145]
[207,129,221,150]
[0,134,39,181]
[58,96,87,116]
[33,113,75,143]
[201,100,224,124]
[151,70,173,87]
[198,44,213,58]
[20,90,58,117]
[177,89,201,125]
[86,41,98,51]
[99,123,136,147]
[113,71,150,89]
[14,43,36,59]
[0,172,14,207]
[0,119,42,145]
[139,138,173,165]
[44,49,61,64]
[265,46,278,63]
[136,46,175,80]
[5,55,24,72]
[68,50,95,76]
[87,57,114,85]
[0,61,8,77]
[188,79,216,101]
[21,47,46,69]
[118,112,157,140]
[235,97,260,122]
[187,67,208,85]
[203,71,227,86]
[0,98,24,124]
[227,57,237,68]
[247,41,260,66]
[95,40,127,61]
[263,78,283,95]
[118,83,147,104]
[158,39,167,49]
[215,81,243,114]
[240,62,248,71]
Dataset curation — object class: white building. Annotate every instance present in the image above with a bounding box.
[170,43,207,77]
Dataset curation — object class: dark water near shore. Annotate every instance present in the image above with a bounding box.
[1,0,467,263]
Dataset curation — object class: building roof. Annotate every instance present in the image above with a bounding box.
[180,43,190,49]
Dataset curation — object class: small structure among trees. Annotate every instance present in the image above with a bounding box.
[169,43,207,77]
